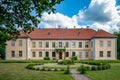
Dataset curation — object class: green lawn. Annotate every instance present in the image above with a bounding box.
[86,63,120,80]
[0,63,74,80]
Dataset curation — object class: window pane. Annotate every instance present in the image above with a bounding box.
[46,52,49,57]
[46,42,49,48]
[19,51,22,57]
[11,51,15,57]
[85,51,88,58]
[39,42,42,48]
[85,42,89,48]
[59,42,62,47]
[65,42,69,48]
[32,42,36,48]
[100,41,103,47]
[11,40,15,46]
[52,52,56,57]
[19,40,22,46]
[99,51,103,57]
[79,52,82,58]
[32,52,36,57]
[52,42,55,48]
[107,41,111,47]
[79,42,82,48]
[107,51,111,57]
[72,42,76,48]
[66,52,69,57]
[39,52,42,57]
[72,52,76,56]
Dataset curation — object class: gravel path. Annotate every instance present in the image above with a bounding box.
[70,69,91,80]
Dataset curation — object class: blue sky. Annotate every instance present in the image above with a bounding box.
[39,0,120,33]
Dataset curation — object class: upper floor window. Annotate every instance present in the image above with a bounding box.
[39,42,42,48]
[79,52,82,59]
[45,42,49,48]
[19,51,22,57]
[59,42,62,47]
[32,42,36,48]
[65,42,69,48]
[11,39,15,46]
[11,51,15,57]
[85,51,89,58]
[72,42,76,48]
[52,42,55,48]
[85,42,89,48]
[107,51,111,57]
[79,42,82,48]
[39,52,42,57]
[32,52,36,57]
[100,41,103,47]
[99,51,103,57]
[107,41,111,47]
[19,40,22,46]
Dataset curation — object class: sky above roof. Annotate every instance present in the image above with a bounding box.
[39,0,120,33]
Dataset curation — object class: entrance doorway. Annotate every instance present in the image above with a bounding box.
[59,52,62,59]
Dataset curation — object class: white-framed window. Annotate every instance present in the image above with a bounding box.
[32,42,36,48]
[72,42,76,48]
[99,51,103,57]
[59,42,62,47]
[32,52,36,57]
[85,51,88,58]
[11,51,15,57]
[19,40,22,46]
[107,41,111,47]
[85,42,89,48]
[79,42,82,48]
[39,42,42,48]
[19,51,22,57]
[65,42,69,48]
[11,39,15,46]
[100,40,103,47]
[107,51,111,57]
[39,52,42,57]
[52,42,55,48]
[45,42,49,48]
[79,52,82,59]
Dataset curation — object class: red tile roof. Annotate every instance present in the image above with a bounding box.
[19,28,116,40]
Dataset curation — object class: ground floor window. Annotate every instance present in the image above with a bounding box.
[39,52,42,57]
[52,52,56,57]
[99,51,103,57]
[45,52,49,57]
[19,51,22,57]
[11,51,15,57]
[79,52,82,59]
[66,52,69,57]
[72,52,76,56]
[85,51,88,58]
[32,52,36,57]
[107,51,111,57]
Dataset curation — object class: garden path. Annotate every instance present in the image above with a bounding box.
[70,69,91,80]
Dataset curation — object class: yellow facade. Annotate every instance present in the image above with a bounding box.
[5,38,117,60]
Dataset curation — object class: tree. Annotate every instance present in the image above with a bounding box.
[114,31,120,59]
[0,0,63,44]
[0,0,63,59]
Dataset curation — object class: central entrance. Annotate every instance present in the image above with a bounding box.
[59,52,62,59]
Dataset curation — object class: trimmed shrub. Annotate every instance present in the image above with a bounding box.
[58,60,74,65]
[71,56,77,60]
[44,57,50,60]
[77,65,87,74]
[64,65,70,74]
[54,68,57,71]
[91,66,98,71]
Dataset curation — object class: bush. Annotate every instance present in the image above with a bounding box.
[71,56,77,60]
[64,65,70,74]
[44,57,50,60]
[77,65,87,74]
[91,66,98,71]
[54,68,57,71]
[58,60,74,65]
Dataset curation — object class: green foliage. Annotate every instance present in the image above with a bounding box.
[64,65,70,74]
[44,57,50,60]
[58,60,74,65]
[26,63,42,70]
[0,45,5,59]
[71,56,77,60]
[55,48,66,53]
[0,0,63,44]
[77,65,87,74]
